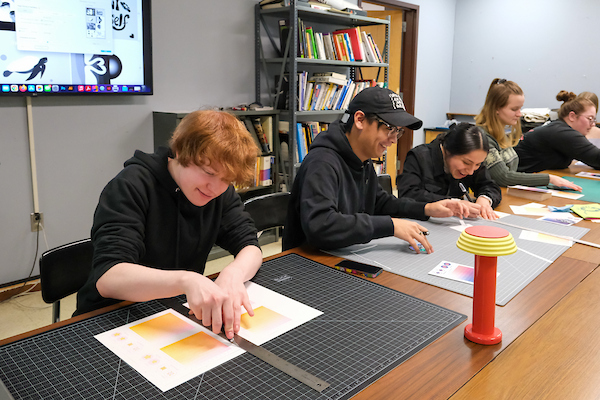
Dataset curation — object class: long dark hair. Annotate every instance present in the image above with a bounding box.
[440,122,489,157]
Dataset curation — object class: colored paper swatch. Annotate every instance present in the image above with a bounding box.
[160,331,229,365]
[130,312,195,343]
[241,306,292,332]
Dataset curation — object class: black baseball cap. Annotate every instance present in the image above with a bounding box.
[347,86,423,130]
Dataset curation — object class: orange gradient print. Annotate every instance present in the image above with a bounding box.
[130,313,195,343]
[240,306,291,332]
[160,332,229,364]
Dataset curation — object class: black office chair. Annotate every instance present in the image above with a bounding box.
[377,173,393,195]
[39,238,93,323]
[244,191,291,235]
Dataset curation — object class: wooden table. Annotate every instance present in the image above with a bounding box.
[2,166,599,400]
[448,165,600,399]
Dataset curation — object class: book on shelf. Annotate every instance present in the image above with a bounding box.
[332,27,364,61]
[312,71,348,86]
[251,117,271,154]
[369,33,384,63]
[260,116,274,152]
[361,31,377,62]
[243,117,270,155]
[255,155,274,187]
[296,123,308,162]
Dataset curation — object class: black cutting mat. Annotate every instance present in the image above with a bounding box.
[0,254,465,400]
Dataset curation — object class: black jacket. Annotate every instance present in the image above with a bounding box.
[282,120,428,251]
[76,147,259,315]
[515,120,600,172]
[397,137,502,208]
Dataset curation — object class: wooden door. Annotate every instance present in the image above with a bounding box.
[362,10,403,186]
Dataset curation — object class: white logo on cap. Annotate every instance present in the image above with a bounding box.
[389,93,406,110]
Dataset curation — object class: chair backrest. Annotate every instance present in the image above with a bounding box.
[39,238,93,322]
[377,173,393,195]
[244,191,291,233]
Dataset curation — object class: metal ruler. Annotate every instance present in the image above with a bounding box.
[160,298,330,392]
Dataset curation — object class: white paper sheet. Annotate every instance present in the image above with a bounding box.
[95,282,323,392]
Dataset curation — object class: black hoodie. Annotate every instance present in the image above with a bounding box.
[76,147,259,315]
[282,121,428,251]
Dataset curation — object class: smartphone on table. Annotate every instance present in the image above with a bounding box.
[333,259,383,278]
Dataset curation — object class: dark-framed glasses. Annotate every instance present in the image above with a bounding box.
[375,116,404,139]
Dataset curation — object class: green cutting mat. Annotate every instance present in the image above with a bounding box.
[563,176,600,203]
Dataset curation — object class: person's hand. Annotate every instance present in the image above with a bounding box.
[391,218,433,254]
[182,273,230,336]
[549,175,582,191]
[214,265,254,339]
[476,197,498,220]
[425,199,471,219]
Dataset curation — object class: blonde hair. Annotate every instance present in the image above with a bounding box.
[170,110,260,187]
[475,78,523,149]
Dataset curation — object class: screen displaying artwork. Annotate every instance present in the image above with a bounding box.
[0,0,153,96]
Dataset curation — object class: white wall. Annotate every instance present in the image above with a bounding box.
[408,0,458,145]
[450,0,600,114]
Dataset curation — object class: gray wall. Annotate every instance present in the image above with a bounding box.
[450,0,600,114]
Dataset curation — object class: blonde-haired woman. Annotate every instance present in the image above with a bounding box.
[477,79,581,190]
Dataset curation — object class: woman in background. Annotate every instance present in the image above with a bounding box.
[476,79,581,190]
[397,122,501,220]
[576,91,600,139]
[515,91,600,172]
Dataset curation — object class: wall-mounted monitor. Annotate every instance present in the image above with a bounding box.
[0,0,153,96]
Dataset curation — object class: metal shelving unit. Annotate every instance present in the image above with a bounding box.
[255,1,390,183]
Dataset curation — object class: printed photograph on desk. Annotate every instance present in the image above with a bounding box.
[428,260,476,284]
[538,213,582,226]
[576,171,600,180]
[95,282,322,392]
[95,309,245,392]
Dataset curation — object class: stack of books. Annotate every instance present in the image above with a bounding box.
[297,71,379,112]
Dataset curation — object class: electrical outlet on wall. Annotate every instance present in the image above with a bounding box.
[30,212,44,232]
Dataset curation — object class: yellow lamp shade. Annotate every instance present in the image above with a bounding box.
[456,225,517,257]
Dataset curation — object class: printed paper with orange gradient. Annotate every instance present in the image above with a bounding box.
[95,282,322,392]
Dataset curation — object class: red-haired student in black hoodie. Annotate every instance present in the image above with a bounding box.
[76,110,262,340]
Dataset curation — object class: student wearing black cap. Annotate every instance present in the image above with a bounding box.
[282,86,470,253]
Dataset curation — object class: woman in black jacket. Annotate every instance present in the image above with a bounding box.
[397,123,501,220]
[515,92,600,172]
